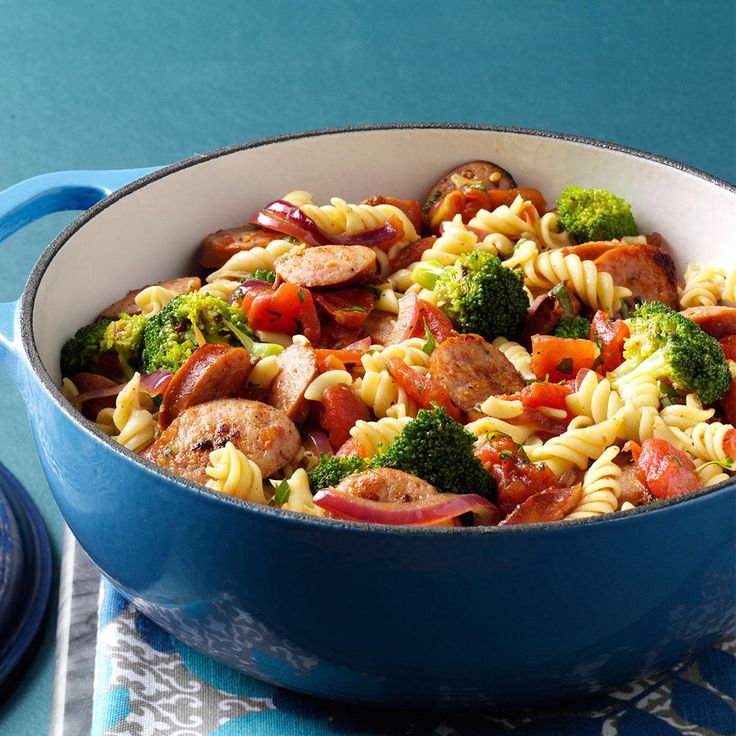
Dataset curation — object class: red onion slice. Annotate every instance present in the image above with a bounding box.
[383,293,419,345]
[139,369,173,397]
[307,430,333,457]
[343,337,372,351]
[312,489,496,526]
[69,383,125,409]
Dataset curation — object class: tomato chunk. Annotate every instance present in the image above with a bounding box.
[531,335,600,382]
[385,356,462,421]
[409,300,457,344]
[318,383,371,450]
[519,382,572,411]
[475,434,559,515]
[389,236,436,271]
[590,310,629,372]
[246,282,320,342]
[631,438,702,499]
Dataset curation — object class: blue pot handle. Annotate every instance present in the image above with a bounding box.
[0,167,159,382]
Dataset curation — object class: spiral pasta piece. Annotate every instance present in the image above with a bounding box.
[465,416,536,446]
[61,377,79,400]
[349,416,412,457]
[491,337,536,381]
[199,279,241,301]
[522,250,632,313]
[205,441,266,503]
[479,395,524,419]
[112,373,156,453]
[304,370,353,401]
[566,371,623,424]
[134,285,176,316]
[281,190,314,207]
[467,196,536,240]
[659,394,715,431]
[420,215,478,266]
[566,446,622,519]
[301,198,418,244]
[354,368,419,419]
[679,263,724,309]
[360,338,431,373]
[275,468,323,515]
[613,405,680,447]
[374,285,401,314]
[687,422,735,463]
[612,372,661,409]
[537,211,572,250]
[206,239,297,282]
[697,461,730,488]
[524,418,618,476]
[247,355,281,389]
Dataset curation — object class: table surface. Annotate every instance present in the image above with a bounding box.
[0,1,734,733]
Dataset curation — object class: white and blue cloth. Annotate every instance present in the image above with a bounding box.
[92,580,735,736]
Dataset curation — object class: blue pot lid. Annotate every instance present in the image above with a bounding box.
[0,463,51,686]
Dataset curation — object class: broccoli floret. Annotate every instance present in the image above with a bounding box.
[60,319,112,376]
[371,407,496,498]
[554,316,592,340]
[556,186,638,243]
[609,301,730,406]
[412,252,528,342]
[307,454,367,491]
[60,313,148,377]
[242,269,276,283]
[141,292,255,373]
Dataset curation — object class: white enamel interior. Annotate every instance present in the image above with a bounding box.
[31,128,735,382]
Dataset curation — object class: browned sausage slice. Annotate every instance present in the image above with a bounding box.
[431,334,524,412]
[423,160,516,228]
[159,345,252,429]
[593,244,678,309]
[98,277,201,320]
[275,245,376,288]
[363,310,397,346]
[199,226,281,269]
[680,306,736,338]
[501,485,583,525]
[267,343,319,422]
[335,468,437,502]
[142,398,300,484]
[70,372,119,420]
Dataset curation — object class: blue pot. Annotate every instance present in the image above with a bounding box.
[0,126,733,709]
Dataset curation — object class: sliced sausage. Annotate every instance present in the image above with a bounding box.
[561,241,624,261]
[519,293,564,347]
[680,306,736,339]
[98,277,201,320]
[501,485,583,525]
[361,196,423,235]
[142,398,300,484]
[423,160,516,228]
[274,245,376,289]
[335,468,437,502]
[593,244,678,309]
[71,372,119,420]
[267,343,319,422]
[200,226,281,269]
[363,311,396,346]
[159,345,252,429]
[431,334,524,413]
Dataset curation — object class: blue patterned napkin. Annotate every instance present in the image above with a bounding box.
[92,580,735,736]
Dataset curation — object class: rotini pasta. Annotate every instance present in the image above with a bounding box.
[491,337,536,381]
[566,446,621,519]
[566,371,623,423]
[275,468,323,515]
[304,370,353,401]
[659,394,715,431]
[134,285,176,316]
[349,416,412,457]
[205,441,267,503]
[206,238,297,282]
[111,373,157,453]
[686,422,735,463]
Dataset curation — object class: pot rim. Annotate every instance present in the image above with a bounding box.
[20,122,736,536]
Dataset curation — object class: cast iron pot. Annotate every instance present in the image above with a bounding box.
[0,125,733,709]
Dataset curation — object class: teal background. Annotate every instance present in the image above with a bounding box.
[0,1,733,733]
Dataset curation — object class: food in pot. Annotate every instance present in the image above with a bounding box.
[59,167,736,525]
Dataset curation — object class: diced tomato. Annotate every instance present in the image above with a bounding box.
[385,356,462,421]
[409,300,457,344]
[362,196,423,234]
[313,288,376,331]
[507,408,569,439]
[314,349,364,374]
[475,435,559,515]
[335,437,367,458]
[389,236,436,271]
[531,335,600,382]
[246,283,320,342]
[631,438,702,499]
[590,310,629,372]
[318,384,371,449]
[519,382,572,411]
